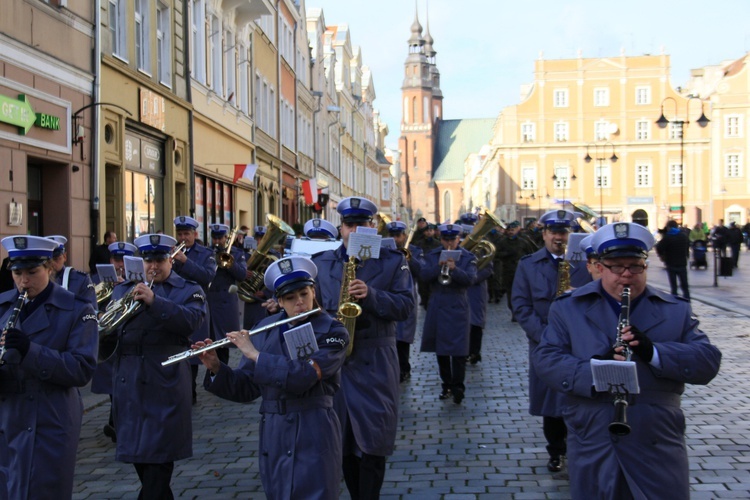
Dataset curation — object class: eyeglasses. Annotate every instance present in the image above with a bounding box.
[600,263,646,275]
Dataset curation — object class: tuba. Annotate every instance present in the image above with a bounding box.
[376,212,392,237]
[236,214,295,303]
[216,228,239,268]
[555,243,571,296]
[571,202,599,232]
[337,256,362,357]
[460,209,505,270]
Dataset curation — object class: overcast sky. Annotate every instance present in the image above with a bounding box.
[313,0,750,150]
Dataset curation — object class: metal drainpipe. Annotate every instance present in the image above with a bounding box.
[185,1,195,218]
[91,0,102,256]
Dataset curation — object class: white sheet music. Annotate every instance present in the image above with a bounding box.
[283,322,319,360]
[439,250,461,263]
[123,256,147,283]
[96,264,118,284]
[380,237,396,250]
[591,359,640,394]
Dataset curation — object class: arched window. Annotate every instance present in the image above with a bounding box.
[443,190,452,223]
[412,97,417,124]
[256,191,264,226]
[403,97,409,123]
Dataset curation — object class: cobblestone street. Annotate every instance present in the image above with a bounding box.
[74,263,750,498]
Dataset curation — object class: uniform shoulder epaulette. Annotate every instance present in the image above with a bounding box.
[519,254,533,261]
[674,295,690,303]
[553,291,572,301]
[75,269,89,276]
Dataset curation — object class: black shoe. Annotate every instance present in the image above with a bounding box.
[439,389,452,400]
[470,354,481,365]
[400,371,411,383]
[103,424,117,443]
[547,456,563,472]
[452,392,464,405]
[192,394,198,405]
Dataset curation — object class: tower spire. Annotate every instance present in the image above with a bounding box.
[424,0,435,60]
[408,0,423,47]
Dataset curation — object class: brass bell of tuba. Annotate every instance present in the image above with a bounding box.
[460,209,505,270]
[236,214,295,303]
[95,281,115,305]
[376,212,392,237]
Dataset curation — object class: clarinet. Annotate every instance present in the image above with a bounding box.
[608,286,632,436]
[0,289,29,365]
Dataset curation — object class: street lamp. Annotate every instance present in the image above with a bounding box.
[552,172,576,209]
[584,142,618,225]
[655,96,710,226]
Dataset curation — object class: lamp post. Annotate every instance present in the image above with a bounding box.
[584,142,618,226]
[655,96,710,226]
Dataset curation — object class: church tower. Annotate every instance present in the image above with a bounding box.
[399,2,440,222]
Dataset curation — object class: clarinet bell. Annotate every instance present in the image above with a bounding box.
[608,399,631,436]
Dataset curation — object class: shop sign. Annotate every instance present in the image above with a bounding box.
[0,94,36,134]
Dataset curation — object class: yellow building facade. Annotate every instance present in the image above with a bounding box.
[485,53,713,231]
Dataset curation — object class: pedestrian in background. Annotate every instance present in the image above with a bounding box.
[728,222,744,268]
[655,220,691,300]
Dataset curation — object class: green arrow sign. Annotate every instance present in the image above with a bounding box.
[0,94,36,135]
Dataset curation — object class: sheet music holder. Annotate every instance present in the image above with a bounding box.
[566,233,587,262]
[590,359,640,394]
[380,237,396,250]
[123,256,147,283]
[349,230,381,260]
[283,322,319,360]
[96,264,118,284]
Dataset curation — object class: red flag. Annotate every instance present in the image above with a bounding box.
[302,178,318,205]
[233,164,258,184]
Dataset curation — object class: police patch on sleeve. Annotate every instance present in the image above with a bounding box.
[82,313,98,322]
[188,291,206,304]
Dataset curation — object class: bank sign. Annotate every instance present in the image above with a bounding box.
[0,93,61,135]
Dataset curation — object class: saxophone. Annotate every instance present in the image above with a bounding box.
[555,243,571,296]
[337,255,362,357]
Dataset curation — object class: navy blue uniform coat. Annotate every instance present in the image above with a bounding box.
[313,245,413,456]
[207,246,246,340]
[533,282,721,499]
[206,311,348,500]
[420,247,477,356]
[0,284,98,499]
[468,260,493,328]
[511,247,591,416]
[111,272,206,463]
[396,244,423,344]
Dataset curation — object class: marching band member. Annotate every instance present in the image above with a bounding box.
[461,213,494,365]
[312,197,414,500]
[304,218,338,240]
[195,256,348,499]
[46,235,97,307]
[91,240,137,443]
[511,209,592,473]
[110,234,207,499]
[419,223,477,404]
[580,233,602,280]
[0,235,98,499]
[388,220,424,382]
[242,225,280,331]
[207,224,247,367]
[533,222,721,498]
[172,216,217,403]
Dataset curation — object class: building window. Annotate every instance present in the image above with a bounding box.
[553,164,571,189]
[553,89,569,108]
[554,122,569,142]
[521,165,536,190]
[135,0,151,73]
[257,14,275,41]
[109,0,128,60]
[443,190,452,222]
[669,162,683,187]
[669,121,683,140]
[191,0,206,84]
[594,121,609,141]
[635,86,651,105]
[725,115,741,137]
[403,97,409,123]
[225,31,236,103]
[594,87,609,107]
[210,16,222,92]
[521,122,535,143]
[412,97,417,124]
[636,120,650,140]
[269,87,276,138]
[157,2,171,86]
[239,47,249,114]
[635,163,652,187]
[381,178,390,200]
[725,154,741,178]
[595,164,611,188]
[423,96,429,123]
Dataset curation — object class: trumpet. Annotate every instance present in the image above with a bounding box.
[170,242,186,262]
[438,263,452,285]
[161,308,321,366]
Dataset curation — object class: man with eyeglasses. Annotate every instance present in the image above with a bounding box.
[511,209,592,475]
[533,222,721,499]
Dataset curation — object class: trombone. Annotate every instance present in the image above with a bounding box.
[216,228,239,268]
